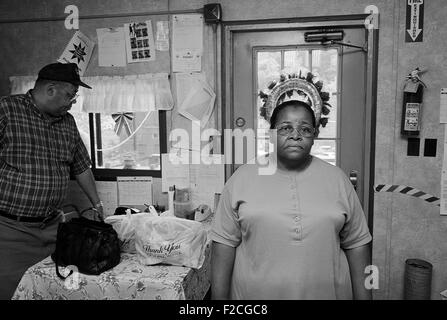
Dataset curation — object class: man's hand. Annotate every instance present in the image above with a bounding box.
[75,169,103,220]
[93,201,104,221]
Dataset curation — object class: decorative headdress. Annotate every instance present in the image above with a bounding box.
[259,71,332,128]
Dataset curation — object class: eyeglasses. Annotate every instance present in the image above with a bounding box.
[61,88,79,103]
[275,124,316,137]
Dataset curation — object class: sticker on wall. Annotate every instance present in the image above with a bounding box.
[405,0,424,43]
[374,184,439,207]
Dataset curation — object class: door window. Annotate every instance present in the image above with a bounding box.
[256,48,338,166]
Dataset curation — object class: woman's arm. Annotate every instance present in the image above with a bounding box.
[344,243,372,300]
[211,241,236,300]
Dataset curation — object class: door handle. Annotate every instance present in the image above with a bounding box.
[235,117,246,127]
[349,170,358,191]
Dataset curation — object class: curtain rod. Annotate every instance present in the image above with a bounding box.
[0,8,203,24]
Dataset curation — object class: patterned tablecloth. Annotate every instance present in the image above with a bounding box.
[12,221,212,300]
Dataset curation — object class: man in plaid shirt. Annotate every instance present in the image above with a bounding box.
[0,63,103,299]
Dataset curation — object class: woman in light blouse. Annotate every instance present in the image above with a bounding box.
[211,98,372,300]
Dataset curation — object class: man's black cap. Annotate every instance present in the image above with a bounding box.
[37,62,92,89]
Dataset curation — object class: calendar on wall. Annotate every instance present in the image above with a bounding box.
[117,176,153,206]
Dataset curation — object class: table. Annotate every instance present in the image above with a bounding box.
[12,221,212,300]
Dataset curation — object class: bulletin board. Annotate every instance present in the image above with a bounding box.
[65,15,171,76]
[0,13,171,95]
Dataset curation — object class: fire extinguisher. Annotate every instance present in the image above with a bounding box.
[401,67,427,136]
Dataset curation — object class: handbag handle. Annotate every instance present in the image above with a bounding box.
[53,237,72,281]
[55,262,73,280]
[80,207,104,222]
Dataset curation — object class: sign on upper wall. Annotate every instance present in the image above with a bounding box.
[58,31,95,75]
[172,14,203,73]
[124,21,156,63]
[405,0,424,43]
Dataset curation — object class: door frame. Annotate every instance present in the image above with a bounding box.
[221,14,379,231]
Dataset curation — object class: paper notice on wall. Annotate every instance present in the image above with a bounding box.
[97,27,126,67]
[161,152,224,208]
[156,21,169,51]
[176,73,216,127]
[58,31,95,75]
[161,153,191,192]
[117,176,153,206]
[440,88,447,123]
[441,89,447,214]
[172,14,203,72]
[96,181,118,217]
[441,173,447,215]
[441,125,447,215]
[190,155,225,208]
[124,20,156,63]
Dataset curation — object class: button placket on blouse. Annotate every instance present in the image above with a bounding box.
[290,175,302,241]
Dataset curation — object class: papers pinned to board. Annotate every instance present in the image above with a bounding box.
[58,30,95,76]
[161,152,224,209]
[96,27,126,67]
[172,14,203,72]
[176,73,216,128]
[96,181,118,217]
[440,88,447,215]
[156,21,170,51]
[124,21,156,63]
[161,153,190,192]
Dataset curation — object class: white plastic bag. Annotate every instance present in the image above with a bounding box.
[135,216,208,269]
[105,211,154,253]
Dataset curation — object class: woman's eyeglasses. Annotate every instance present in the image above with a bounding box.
[275,124,315,137]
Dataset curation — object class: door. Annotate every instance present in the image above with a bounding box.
[229,27,367,205]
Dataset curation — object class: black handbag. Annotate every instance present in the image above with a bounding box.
[51,208,121,279]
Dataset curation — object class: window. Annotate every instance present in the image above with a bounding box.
[69,73,173,179]
[9,73,173,179]
[256,48,339,166]
[71,109,167,179]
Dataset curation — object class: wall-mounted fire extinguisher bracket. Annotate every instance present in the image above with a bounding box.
[401,67,427,136]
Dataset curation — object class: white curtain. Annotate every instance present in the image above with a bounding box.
[9,73,174,114]
[9,75,36,95]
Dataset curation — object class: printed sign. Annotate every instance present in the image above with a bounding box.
[58,31,95,75]
[124,21,156,63]
[405,0,424,42]
[404,103,421,131]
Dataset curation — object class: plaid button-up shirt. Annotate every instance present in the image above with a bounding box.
[0,91,92,217]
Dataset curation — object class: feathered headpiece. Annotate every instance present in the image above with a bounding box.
[259,71,332,128]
